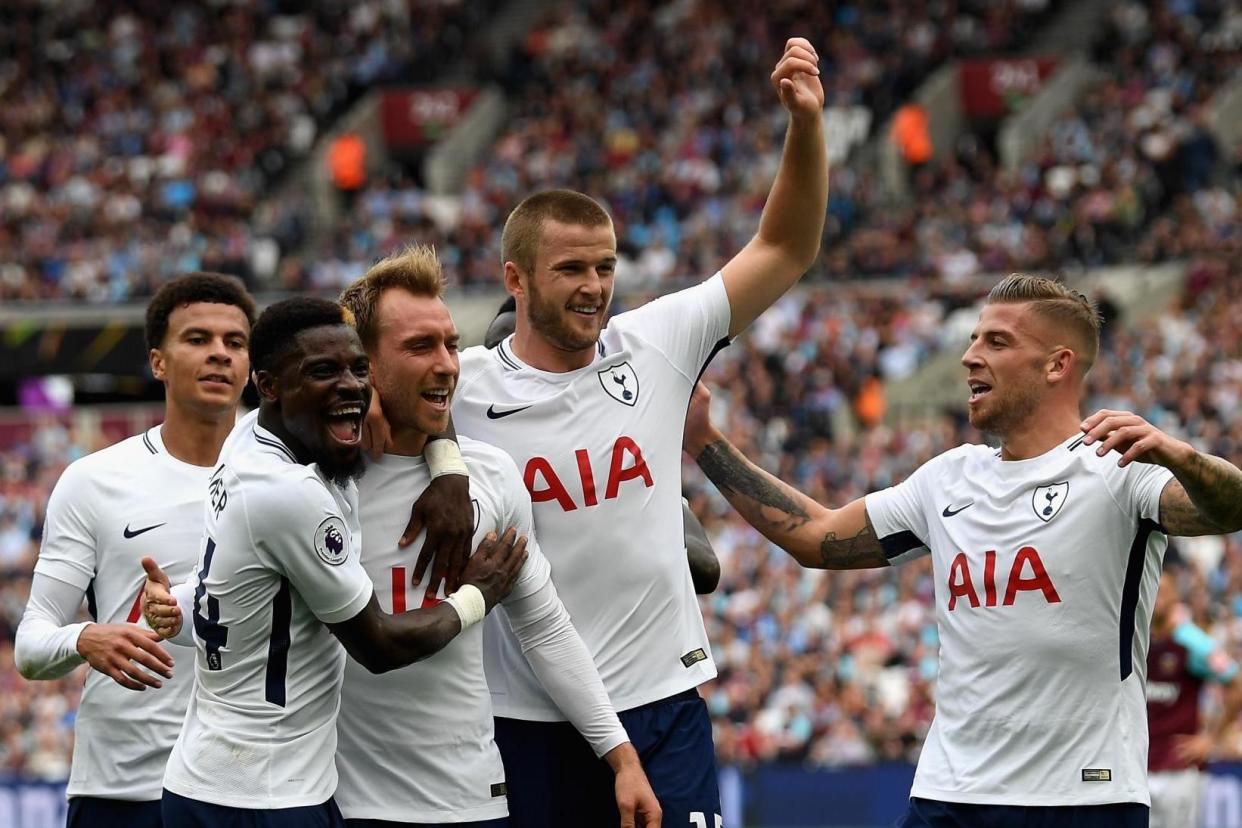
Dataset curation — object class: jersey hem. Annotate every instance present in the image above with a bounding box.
[491,666,714,721]
[909,784,1150,808]
[66,785,163,802]
[336,801,507,821]
[162,779,336,810]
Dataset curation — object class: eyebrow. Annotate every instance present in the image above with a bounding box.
[181,327,248,339]
[552,256,617,269]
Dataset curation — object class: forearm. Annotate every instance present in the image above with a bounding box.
[1168,447,1242,533]
[15,573,89,680]
[754,112,828,269]
[333,598,463,674]
[692,431,825,567]
[507,583,628,757]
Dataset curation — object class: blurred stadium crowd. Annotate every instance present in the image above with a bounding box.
[1,0,1241,783]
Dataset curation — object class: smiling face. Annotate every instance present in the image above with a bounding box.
[258,324,372,484]
[517,219,616,354]
[960,303,1064,438]
[150,301,251,417]
[370,288,459,447]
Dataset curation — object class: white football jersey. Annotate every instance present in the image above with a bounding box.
[163,412,373,809]
[31,427,208,801]
[454,274,731,718]
[865,432,1175,806]
[337,438,550,822]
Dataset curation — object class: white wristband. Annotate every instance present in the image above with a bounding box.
[445,584,487,630]
[425,439,469,479]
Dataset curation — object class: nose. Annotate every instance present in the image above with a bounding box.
[961,341,983,370]
[337,367,367,397]
[207,337,232,365]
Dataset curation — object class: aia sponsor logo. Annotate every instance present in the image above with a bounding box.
[946,546,1061,610]
[523,436,654,512]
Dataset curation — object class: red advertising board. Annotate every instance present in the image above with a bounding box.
[381,88,480,148]
[959,58,1059,119]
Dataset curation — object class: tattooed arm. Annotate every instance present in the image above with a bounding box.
[690,433,886,570]
[1081,409,1242,536]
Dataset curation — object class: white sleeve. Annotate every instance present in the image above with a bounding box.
[503,546,629,756]
[162,579,197,648]
[498,459,628,757]
[248,475,373,624]
[32,461,98,590]
[616,272,732,380]
[14,572,90,680]
[863,457,938,566]
[1121,462,1176,525]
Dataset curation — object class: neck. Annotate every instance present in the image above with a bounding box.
[161,399,237,467]
[387,426,430,457]
[510,324,595,372]
[997,404,1083,461]
[256,405,312,465]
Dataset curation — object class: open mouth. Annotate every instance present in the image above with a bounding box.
[421,388,451,411]
[325,402,364,446]
[199,373,233,387]
[968,380,992,405]
[568,303,601,319]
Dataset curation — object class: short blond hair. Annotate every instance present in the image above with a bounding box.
[501,189,612,275]
[340,245,444,348]
[986,274,1102,372]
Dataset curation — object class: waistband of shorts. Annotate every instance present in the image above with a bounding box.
[620,688,701,714]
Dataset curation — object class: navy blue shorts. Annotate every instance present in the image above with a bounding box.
[162,790,345,827]
[68,797,163,828]
[897,797,1150,828]
[344,820,505,827]
[495,688,720,828]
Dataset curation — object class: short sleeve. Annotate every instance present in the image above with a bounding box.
[1123,462,1176,525]
[33,461,98,589]
[248,475,372,624]
[614,273,732,380]
[864,460,937,566]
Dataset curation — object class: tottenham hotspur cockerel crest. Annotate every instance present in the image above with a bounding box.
[598,362,640,407]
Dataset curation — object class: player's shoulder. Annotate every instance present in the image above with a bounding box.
[919,442,995,478]
[52,430,159,491]
[459,435,524,486]
[459,344,500,384]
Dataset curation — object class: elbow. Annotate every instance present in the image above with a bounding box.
[13,643,41,681]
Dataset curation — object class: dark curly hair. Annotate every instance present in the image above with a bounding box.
[250,297,354,374]
[144,273,257,351]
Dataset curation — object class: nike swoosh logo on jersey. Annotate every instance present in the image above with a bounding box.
[941,503,973,518]
[486,404,533,419]
[123,522,166,539]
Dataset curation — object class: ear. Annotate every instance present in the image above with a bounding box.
[1046,347,1076,385]
[503,262,525,302]
[254,369,280,403]
[149,348,166,382]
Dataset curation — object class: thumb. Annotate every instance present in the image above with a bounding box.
[779,77,797,107]
[141,556,170,588]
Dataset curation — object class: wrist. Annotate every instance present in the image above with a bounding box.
[689,428,725,461]
[445,583,486,630]
[603,741,641,774]
[1168,440,1199,472]
[425,439,469,480]
[73,622,96,656]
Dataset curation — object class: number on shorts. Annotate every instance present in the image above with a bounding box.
[690,813,722,828]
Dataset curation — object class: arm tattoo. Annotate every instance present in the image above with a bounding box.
[695,438,887,569]
[818,516,887,570]
[695,439,811,534]
[1163,452,1242,536]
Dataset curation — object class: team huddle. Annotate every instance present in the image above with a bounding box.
[14,37,1242,828]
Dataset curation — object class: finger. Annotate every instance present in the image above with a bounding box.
[141,556,170,588]
[785,36,817,59]
[118,661,163,689]
[646,803,662,828]
[1096,424,1144,456]
[123,643,175,679]
[773,57,820,80]
[128,631,176,669]
[146,601,180,618]
[1083,415,1133,445]
[1079,409,1122,436]
[107,668,147,692]
[447,539,470,593]
[1118,437,1156,467]
[782,44,818,66]
[401,511,424,549]
[426,556,447,602]
[411,543,433,587]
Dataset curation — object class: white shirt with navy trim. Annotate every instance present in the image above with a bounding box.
[163,411,373,809]
[453,273,731,718]
[865,433,1174,806]
[19,427,209,801]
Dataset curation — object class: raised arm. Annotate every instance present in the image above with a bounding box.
[683,386,884,570]
[1080,409,1242,536]
[721,37,828,338]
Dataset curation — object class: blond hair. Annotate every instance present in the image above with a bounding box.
[340,245,445,348]
[986,274,1103,372]
[501,189,612,274]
